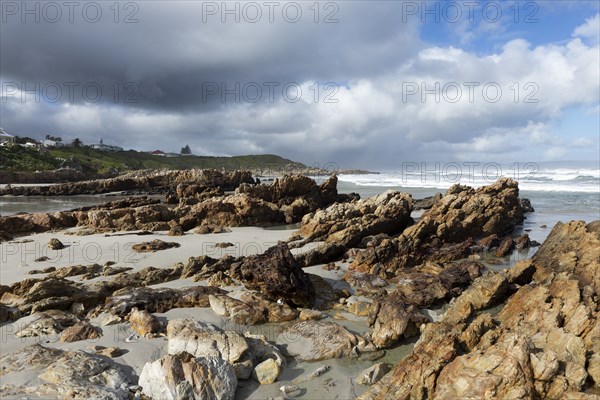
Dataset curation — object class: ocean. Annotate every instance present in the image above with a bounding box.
[336,161,599,244]
[1,163,598,245]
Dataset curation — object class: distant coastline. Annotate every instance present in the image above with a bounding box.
[0,143,379,184]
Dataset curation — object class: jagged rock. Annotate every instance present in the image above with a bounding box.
[129,308,161,337]
[299,309,326,321]
[0,344,130,399]
[45,263,102,279]
[368,293,429,348]
[478,234,500,250]
[90,346,123,358]
[253,358,281,384]
[0,230,13,243]
[520,198,535,213]
[207,270,234,286]
[348,300,372,317]
[342,271,387,291]
[15,310,79,337]
[0,303,9,322]
[460,313,496,352]
[6,277,106,315]
[434,334,535,399]
[295,190,413,266]
[138,352,237,400]
[59,321,102,342]
[515,233,532,249]
[1,169,254,197]
[236,174,340,223]
[359,220,599,400]
[495,237,515,257]
[309,273,345,310]
[190,194,284,227]
[166,319,251,373]
[194,224,230,234]
[101,314,122,326]
[168,225,184,236]
[181,255,232,279]
[209,292,297,325]
[357,363,391,386]
[414,193,442,210]
[588,353,600,385]
[47,238,64,250]
[352,178,526,276]
[102,286,225,317]
[132,239,181,252]
[276,320,374,361]
[230,244,315,307]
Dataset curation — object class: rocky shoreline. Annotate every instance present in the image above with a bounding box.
[0,171,597,399]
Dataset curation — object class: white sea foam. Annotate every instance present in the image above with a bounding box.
[339,167,600,193]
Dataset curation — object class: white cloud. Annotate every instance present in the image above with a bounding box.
[573,13,600,43]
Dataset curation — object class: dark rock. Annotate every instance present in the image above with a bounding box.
[131,239,181,252]
[47,238,64,250]
[168,224,184,236]
[520,198,535,213]
[230,243,315,307]
[495,237,515,257]
[102,286,226,317]
[60,321,102,342]
[514,233,531,249]
[352,178,525,276]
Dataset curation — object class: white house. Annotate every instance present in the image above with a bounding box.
[42,139,65,148]
[89,139,123,152]
[0,128,16,145]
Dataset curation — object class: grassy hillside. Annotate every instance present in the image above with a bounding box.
[0,145,307,175]
[0,146,60,171]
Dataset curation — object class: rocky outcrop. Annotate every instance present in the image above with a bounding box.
[359,220,599,400]
[357,363,391,386]
[368,293,429,349]
[139,353,237,400]
[0,344,131,399]
[209,292,298,325]
[59,321,103,342]
[138,352,237,400]
[166,319,252,375]
[131,239,181,252]
[101,286,226,316]
[294,190,413,266]
[15,310,79,337]
[164,320,286,381]
[276,320,375,361]
[434,334,536,399]
[0,169,255,196]
[230,243,315,308]
[0,174,351,237]
[188,193,284,227]
[237,175,340,222]
[129,308,162,337]
[352,178,528,277]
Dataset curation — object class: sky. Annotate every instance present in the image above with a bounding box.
[1,0,599,169]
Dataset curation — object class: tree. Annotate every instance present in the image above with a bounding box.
[45,134,62,142]
[180,145,192,155]
[72,138,83,147]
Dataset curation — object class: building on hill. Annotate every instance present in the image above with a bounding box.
[0,128,16,145]
[150,150,165,156]
[42,139,65,148]
[89,138,123,152]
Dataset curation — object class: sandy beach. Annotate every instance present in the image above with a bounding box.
[0,227,415,400]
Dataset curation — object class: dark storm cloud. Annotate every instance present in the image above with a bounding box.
[1,1,422,111]
[1,2,598,167]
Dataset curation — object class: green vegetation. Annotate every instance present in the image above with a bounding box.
[0,145,59,171]
[0,144,307,175]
